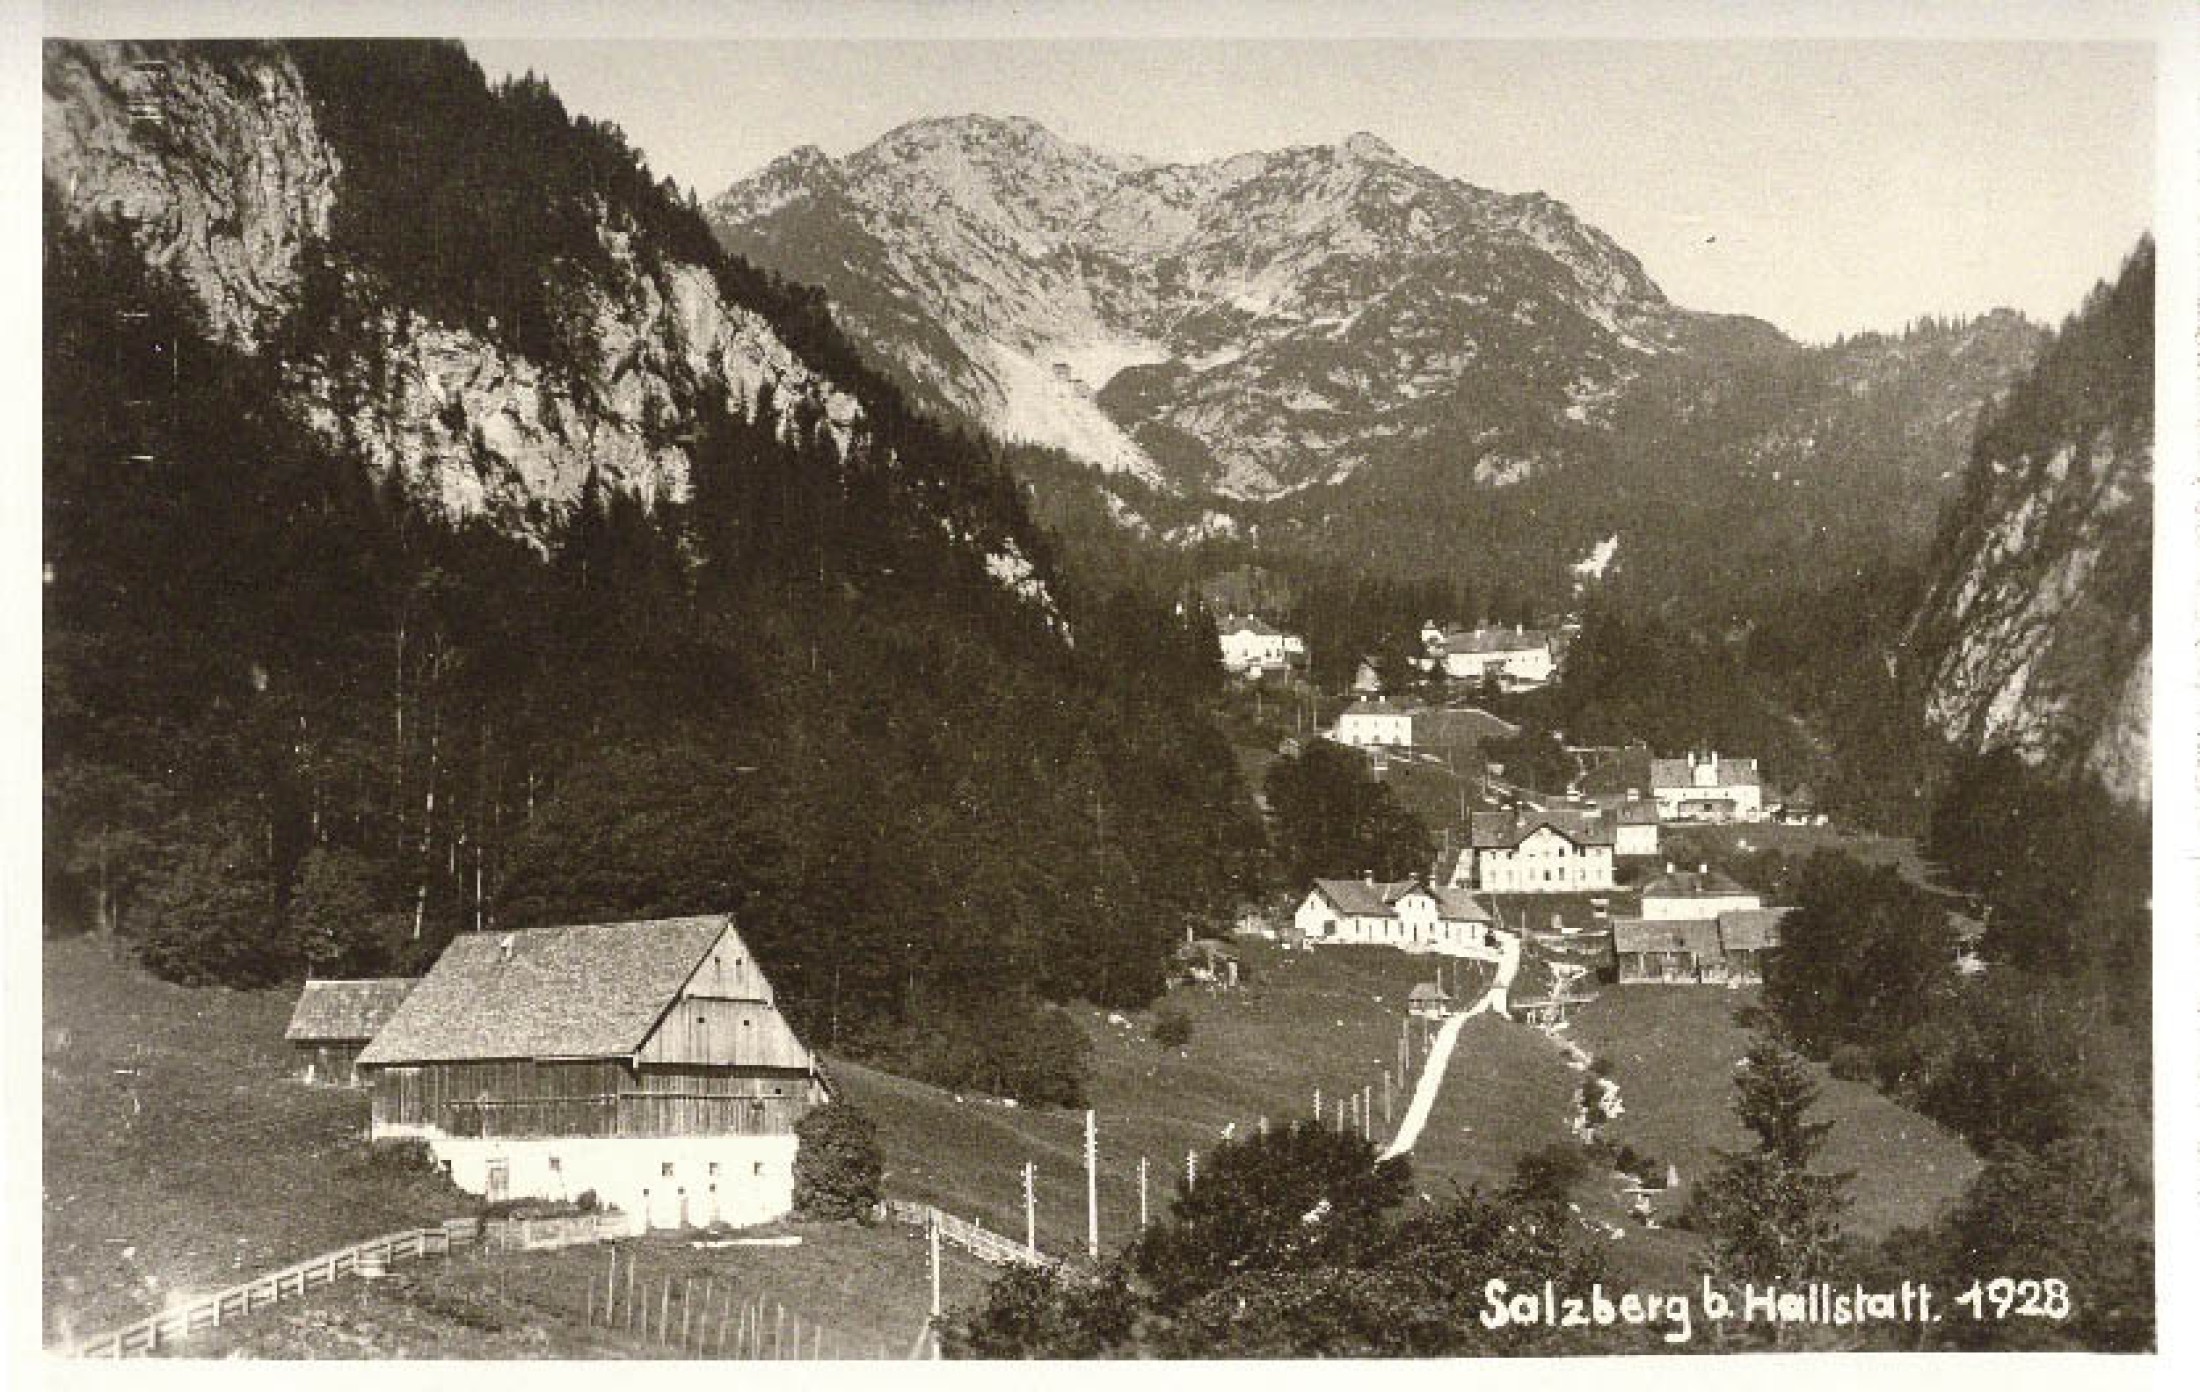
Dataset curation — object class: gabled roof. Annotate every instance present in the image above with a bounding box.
[1469,808,1614,849]
[1716,908,1787,952]
[1650,755,1762,790]
[1440,627,1554,656]
[1341,699,1409,718]
[1220,614,1283,637]
[1610,917,1725,957]
[285,978,417,1044]
[1429,886,1493,922]
[1310,878,1404,918]
[1639,868,1755,901]
[1408,981,1453,1003]
[1613,799,1660,826]
[358,916,736,1066]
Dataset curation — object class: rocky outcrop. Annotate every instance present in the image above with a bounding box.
[43,40,337,351]
[43,41,859,536]
[1908,243,2152,803]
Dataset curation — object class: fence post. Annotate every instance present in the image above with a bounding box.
[776,1302,786,1359]
[681,1276,693,1349]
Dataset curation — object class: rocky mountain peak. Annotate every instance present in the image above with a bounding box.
[710,113,1697,499]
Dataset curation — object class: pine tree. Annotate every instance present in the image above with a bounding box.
[1688,1035,1853,1333]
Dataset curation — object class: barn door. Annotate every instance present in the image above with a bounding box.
[486,1159,510,1203]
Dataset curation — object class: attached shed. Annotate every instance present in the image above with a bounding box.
[284,978,417,1086]
[357,914,826,1230]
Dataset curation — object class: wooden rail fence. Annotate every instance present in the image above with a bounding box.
[883,1199,1059,1269]
[69,1210,636,1357]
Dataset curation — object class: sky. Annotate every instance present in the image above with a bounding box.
[463,36,2155,343]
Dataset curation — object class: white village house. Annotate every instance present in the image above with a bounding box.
[1650,751,1764,822]
[1448,807,1618,893]
[1216,614,1304,678]
[1637,866,1761,919]
[1291,877,1498,958]
[1335,699,1413,748]
[357,914,828,1230]
[1421,622,1559,689]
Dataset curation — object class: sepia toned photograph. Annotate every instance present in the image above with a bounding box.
[22,0,2180,1371]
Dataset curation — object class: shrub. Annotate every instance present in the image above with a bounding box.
[348,1137,440,1178]
[1151,1006,1195,1051]
[1508,1142,1589,1211]
[793,1101,885,1221]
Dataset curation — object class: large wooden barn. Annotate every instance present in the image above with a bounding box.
[356,914,827,1230]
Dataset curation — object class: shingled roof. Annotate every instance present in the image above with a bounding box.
[357,916,733,1066]
[1429,886,1493,922]
[1650,754,1762,790]
[285,978,417,1044]
[1468,808,1614,849]
[1716,908,1788,952]
[1440,627,1554,656]
[1610,917,1725,958]
[1310,878,1404,917]
[1639,868,1756,902]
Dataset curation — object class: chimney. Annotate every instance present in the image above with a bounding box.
[497,932,515,963]
[1698,863,1708,876]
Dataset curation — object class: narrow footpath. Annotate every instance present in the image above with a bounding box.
[1379,931,1521,1160]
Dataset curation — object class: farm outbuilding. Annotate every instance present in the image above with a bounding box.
[283,977,417,1086]
[356,914,827,1230]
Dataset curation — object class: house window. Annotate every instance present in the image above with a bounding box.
[661,1161,675,1178]
[753,1162,765,1177]
[708,1161,720,1177]
[549,1156,561,1172]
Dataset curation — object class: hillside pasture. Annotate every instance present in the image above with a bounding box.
[1564,985,1979,1239]
[830,940,1580,1258]
[42,936,466,1347]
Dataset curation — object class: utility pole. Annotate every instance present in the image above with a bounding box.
[1023,1161,1037,1256]
[1084,1110,1100,1260]
[929,1211,942,1319]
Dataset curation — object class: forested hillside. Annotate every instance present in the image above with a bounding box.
[43,40,1265,1101]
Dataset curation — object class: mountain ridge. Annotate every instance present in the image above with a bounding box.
[709,113,1724,502]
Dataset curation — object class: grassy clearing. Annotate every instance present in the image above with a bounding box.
[1661,822,1945,891]
[1564,985,1979,1241]
[829,940,1613,1264]
[42,936,468,1346]
[171,1222,990,1359]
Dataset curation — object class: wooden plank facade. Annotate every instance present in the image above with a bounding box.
[369,1059,823,1139]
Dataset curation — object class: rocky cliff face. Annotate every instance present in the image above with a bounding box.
[711,115,1729,502]
[1908,242,2152,803]
[44,40,859,534]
